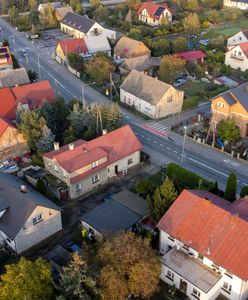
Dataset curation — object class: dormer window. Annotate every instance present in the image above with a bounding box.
[92,161,98,168]
[33,214,43,225]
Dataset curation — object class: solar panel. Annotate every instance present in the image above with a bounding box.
[154,7,165,17]
[0,48,7,53]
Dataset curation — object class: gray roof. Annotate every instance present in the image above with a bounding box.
[120,69,172,105]
[0,68,30,88]
[0,197,9,212]
[0,173,61,239]
[61,12,96,34]
[112,189,148,216]
[81,199,142,234]
[120,55,154,72]
[242,29,248,39]
[213,83,248,111]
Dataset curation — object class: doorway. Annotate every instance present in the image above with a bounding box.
[179,279,187,294]
[115,165,118,175]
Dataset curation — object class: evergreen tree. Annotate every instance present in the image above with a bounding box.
[59,253,99,299]
[35,125,55,154]
[106,103,122,131]
[224,173,237,202]
[16,102,26,125]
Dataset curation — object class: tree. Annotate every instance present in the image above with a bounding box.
[125,0,141,10]
[18,110,46,149]
[184,13,200,33]
[59,253,99,299]
[67,52,84,73]
[172,37,188,53]
[0,257,53,300]
[11,54,20,69]
[9,6,19,24]
[16,102,26,125]
[105,103,122,131]
[217,120,241,145]
[240,186,248,198]
[159,55,186,84]
[35,124,55,154]
[70,0,83,14]
[67,102,91,136]
[27,69,38,82]
[149,176,177,223]
[94,5,108,21]
[151,39,171,57]
[99,232,160,300]
[85,53,115,83]
[2,39,9,46]
[135,179,156,196]
[28,0,37,9]
[224,173,237,202]
[185,0,198,10]
[90,0,101,8]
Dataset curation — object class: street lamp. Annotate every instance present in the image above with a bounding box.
[37,52,51,78]
[81,81,96,106]
[181,126,187,165]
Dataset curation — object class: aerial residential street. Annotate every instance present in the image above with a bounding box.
[0,17,247,191]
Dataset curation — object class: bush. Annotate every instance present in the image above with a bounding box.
[36,178,46,195]
[166,163,214,191]
[240,186,248,198]
[182,96,201,110]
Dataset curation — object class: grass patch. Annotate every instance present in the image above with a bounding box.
[181,81,210,97]
[182,95,201,110]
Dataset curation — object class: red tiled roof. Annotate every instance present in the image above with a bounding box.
[57,38,88,55]
[0,117,15,136]
[239,42,248,58]
[44,125,142,182]
[0,88,17,119]
[0,80,55,120]
[175,50,206,61]
[137,2,171,19]
[157,189,248,281]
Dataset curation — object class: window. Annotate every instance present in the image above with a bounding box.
[222,282,232,294]
[168,236,174,242]
[92,161,98,168]
[192,288,201,299]
[167,96,173,103]
[217,102,224,108]
[54,165,59,173]
[182,244,189,251]
[166,269,174,281]
[23,226,26,230]
[33,214,43,225]
[225,272,233,279]
[198,253,204,261]
[6,238,12,243]
[75,183,82,191]
[92,174,99,183]
[128,158,133,165]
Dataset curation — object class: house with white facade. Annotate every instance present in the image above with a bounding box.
[43,125,142,199]
[157,189,248,300]
[227,30,248,47]
[224,0,248,10]
[60,12,116,40]
[120,70,184,119]
[225,42,248,71]
[137,2,172,26]
[0,173,62,254]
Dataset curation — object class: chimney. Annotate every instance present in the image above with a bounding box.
[102,129,107,135]
[20,185,27,193]
[54,142,60,151]
[83,147,87,153]
[69,143,74,150]
[202,197,211,205]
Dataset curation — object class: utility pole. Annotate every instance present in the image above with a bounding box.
[181,126,187,165]
[110,72,113,101]
[37,54,41,78]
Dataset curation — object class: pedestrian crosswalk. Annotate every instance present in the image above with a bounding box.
[136,122,169,138]
[15,46,31,53]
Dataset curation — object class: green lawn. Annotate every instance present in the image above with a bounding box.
[181,81,210,97]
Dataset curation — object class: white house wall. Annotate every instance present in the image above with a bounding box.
[159,230,248,300]
[227,32,248,47]
[225,45,248,72]
[224,0,248,10]
[14,206,62,254]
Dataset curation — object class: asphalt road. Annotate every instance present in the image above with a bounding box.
[1,17,247,192]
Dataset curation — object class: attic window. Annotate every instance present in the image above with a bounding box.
[33,214,43,225]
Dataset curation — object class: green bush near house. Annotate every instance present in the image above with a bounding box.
[182,95,201,110]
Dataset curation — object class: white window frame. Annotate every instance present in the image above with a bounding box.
[166,269,174,281]
[222,282,232,294]
[92,174,99,183]
[92,161,98,168]
[192,288,201,299]
[75,183,82,191]
[33,214,43,225]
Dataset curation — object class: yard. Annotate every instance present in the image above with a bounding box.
[151,281,189,300]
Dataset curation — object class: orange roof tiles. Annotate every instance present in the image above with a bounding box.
[0,80,55,120]
[157,189,248,281]
[44,125,142,182]
[57,38,88,55]
[0,117,14,136]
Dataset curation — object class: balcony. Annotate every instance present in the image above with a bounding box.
[162,248,222,294]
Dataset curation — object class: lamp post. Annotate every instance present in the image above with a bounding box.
[181,126,187,165]
[37,52,51,78]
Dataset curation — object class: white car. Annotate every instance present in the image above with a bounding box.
[173,78,186,87]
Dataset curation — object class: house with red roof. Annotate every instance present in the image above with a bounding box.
[0,80,55,120]
[157,189,248,300]
[55,38,88,62]
[137,2,172,26]
[0,46,13,70]
[43,125,142,199]
[225,42,248,71]
[0,118,29,161]
[175,50,206,63]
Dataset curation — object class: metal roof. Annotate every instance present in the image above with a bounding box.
[61,12,96,34]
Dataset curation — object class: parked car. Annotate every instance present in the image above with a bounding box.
[198,39,210,46]
[187,34,197,39]
[173,78,186,87]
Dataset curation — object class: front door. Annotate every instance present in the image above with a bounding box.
[115,165,118,175]
[179,279,187,294]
